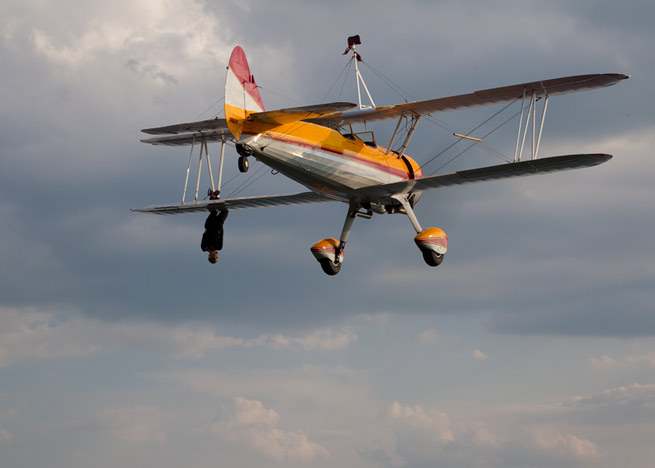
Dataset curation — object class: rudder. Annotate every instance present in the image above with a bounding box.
[224,46,265,139]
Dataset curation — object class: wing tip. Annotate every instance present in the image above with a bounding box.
[587,153,613,164]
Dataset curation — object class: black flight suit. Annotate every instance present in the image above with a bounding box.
[201,210,228,252]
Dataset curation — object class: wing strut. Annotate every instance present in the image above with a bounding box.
[181,136,196,205]
[396,114,421,158]
[344,35,376,110]
[182,135,226,205]
[514,88,550,162]
[385,113,422,157]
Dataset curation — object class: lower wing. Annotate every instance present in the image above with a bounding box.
[131,154,610,215]
[354,153,612,199]
[131,191,339,215]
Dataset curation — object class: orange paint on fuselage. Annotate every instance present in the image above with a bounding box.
[237,112,423,185]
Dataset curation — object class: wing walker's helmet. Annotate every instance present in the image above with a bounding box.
[208,251,219,264]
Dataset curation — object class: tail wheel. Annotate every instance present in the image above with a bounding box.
[319,259,342,276]
[238,156,249,173]
[422,250,444,267]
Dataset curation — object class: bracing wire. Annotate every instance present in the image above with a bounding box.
[191,96,225,121]
[336,58,355,102]
[360,61,415,103]
[257,85,304,106]
[321,58,354,104]
[226,163,268,199]
[422,100,518,171]
[427,106,524,175]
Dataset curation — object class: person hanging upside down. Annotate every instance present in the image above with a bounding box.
[201,210,228,263]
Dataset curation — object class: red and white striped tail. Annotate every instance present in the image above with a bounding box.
[224,46,265,139]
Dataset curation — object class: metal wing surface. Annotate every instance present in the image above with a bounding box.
[131,191,339,215]
[355,153,613,198]
[308,73,629,126]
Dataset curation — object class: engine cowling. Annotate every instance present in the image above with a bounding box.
[414,227,448,255]
[310,238,344,263]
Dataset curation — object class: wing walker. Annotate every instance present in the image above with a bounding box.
[133,35,628,275]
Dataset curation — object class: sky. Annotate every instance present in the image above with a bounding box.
[1,0,654,467]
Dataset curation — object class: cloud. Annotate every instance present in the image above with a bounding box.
[564,383,655,414]
[0,307,357,367]
[0,427,12,443]
[473,349,488,360]
[28,0,232,77]
[591,353,655,370]
[380,401,603,467]
[418,328,439,345]
[388,401,454,443]
[96,406,166,444]
[212,397,329,461]
[0,308,100,367]
[529,429,601,459]
[265,328,357,351]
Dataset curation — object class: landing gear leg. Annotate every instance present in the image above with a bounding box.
[392,194,447,267]
[313,203,359,276]
[392,194,423,234]
[336,203,358,263]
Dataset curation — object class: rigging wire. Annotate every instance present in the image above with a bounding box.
[191,96,225,121]
[354,58,521,168]
[422,99,518,171]
[360,61,415,103]
[361,61,463,133]
[336,58,355,102]
[321,58,354,104]
[226,163,268,199]
[257,85,304,106]
[427,106,524,176]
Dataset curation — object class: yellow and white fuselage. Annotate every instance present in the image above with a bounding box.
[224,46,421,201]
[241,124,422,199]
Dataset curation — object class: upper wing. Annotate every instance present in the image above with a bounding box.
[140,102,357,146]
[245,102,357,125]
[141,118,233,147]
[142,117,230,135]
[131,191,340,215]
[308,73,629,126]
[354,153,612,198]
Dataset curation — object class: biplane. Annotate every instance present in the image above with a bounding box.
[133,36,628,275]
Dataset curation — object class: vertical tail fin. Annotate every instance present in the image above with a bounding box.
[224,46,265,140]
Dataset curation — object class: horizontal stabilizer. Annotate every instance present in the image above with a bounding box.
[131,191,337,215]
[355,153,613,198]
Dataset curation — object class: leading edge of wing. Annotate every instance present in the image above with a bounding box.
[131,191,340,215]
[308,73,629,126]
[354,153,613,198]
